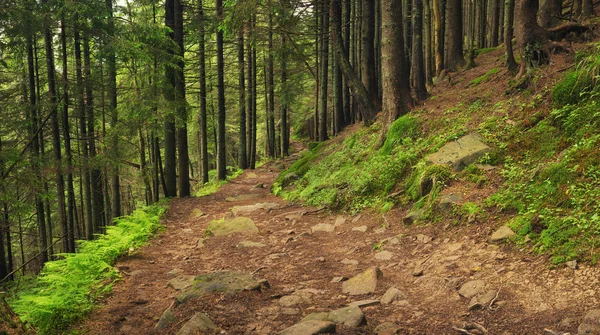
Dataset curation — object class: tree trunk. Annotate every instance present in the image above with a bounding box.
[446,0,465,70]
[238,29,247,169]
[26,29,48,263]
[490,0,500,46]
[216,0,227,180]
[198,0,209,184]
[42,0,68,253]
[331,0,378,125]
[361,0,379,104]
[333,0,345,134]
[174,0,190,196]
[515,0,547,76]
[342,0,352,127]
[424,0,434,85]
[246,25,254,166]
[504,0,518,71]
[412,0,429,100]
[267,3,276,156]
[539,0,562,28]
[60,16,76,253]
[0,138,7,279]
[319,0,330,141]
[433,0,444,75]
[164,0,177,197]
[380,0,410,145]
[281,33,290,156]
[582,0,593,18]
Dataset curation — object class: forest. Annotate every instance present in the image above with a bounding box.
[1,0,600,333]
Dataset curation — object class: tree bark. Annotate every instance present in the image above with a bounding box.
[380,0,410,145]
[504,0,518,71]
[412,0,429,100]
[198,0,209,184]
[281,33,290,156]
[267,2,276,156]
[164,0,177,196]
[333,0,345,134]
[331,0,378,125]
[361,0,379,104]
[238,29,247,169]
[433,0,444,75]
[216,0,227,180]
[446,0,466,70]
[174,0,190,196]
[539,0,562,28]
[319,0,330,141]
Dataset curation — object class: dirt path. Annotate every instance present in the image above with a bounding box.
[75,154,600,335]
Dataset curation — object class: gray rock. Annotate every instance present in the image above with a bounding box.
[374,322,400,335]
[342,267,383,295]
[348,299,380,308]
[331,276,348,283]
[232,203,279,215]
[225,194,261,202]
[458,280,486,299]
[352,226,368,232]
[468,290,497,309]
[190,208,206,218]
[237,241,266,248]
[375,251,393,261]
[490,226,516,242]
[579,309,600,334]
[425,134,491,171]
[155,309,178,330]
[281,308,301,315]
[416,234,433,244]
[279,294,309,307]
[301,312,330,323]
[334,216,346,227]
[403,210,422,225]
[328,306,366,327]
[176,271,268,305]
[566,260,578,270]
[438,193,462,211]
[281,172,300,188]
[311,224,335,233]
[380,287,406,304]
[167,275,196,291]
[176,313,217,335]
[205,217,258,237]
[279,320,336,335]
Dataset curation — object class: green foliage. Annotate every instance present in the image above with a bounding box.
[195,167,243,197]
[9,204,167,334]
[277,118,422,212]
[469,67,500,86]
[552,44,600,107]
[475,46,501,56]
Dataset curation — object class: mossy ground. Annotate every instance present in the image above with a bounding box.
[277,41,600,264]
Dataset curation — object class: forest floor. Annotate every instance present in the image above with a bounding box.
[71,40,600,334]
[73,153,600,335]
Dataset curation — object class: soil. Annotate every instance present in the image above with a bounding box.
[67,37,600,335]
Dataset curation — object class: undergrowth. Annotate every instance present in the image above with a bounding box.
[9,203,167,334]
[195,167,243,197]
[490,42,600,263]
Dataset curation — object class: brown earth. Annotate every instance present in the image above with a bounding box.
[72,152,600,334]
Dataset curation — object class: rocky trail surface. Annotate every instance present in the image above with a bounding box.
[76,155,600,335]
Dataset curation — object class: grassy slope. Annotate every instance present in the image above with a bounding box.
[276,41,600,264]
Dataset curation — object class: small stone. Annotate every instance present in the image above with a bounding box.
[374,322,400,335]
[176,313,217,335]
[380,287,406,304]
[348,299,380,308]
[403,210,422,225]
[579,309,600,334]
[205,217,258,237]
[375,251,393,261]
[225,194,260,202]
[566,260,578,270]
[155,309,178,330]
[342,267,383,295]
[416,234,433,243]
[280,308,300,315]
[458,280,486,299]
[412,266,424,277]
[352,226,368,232]
[334,216,346,227]
[438,193,462,211]
[279,320,336,335]
[279,295,309,307]
[167,268,184,277]
[341,258,359,266]
[328,306,366,327]
[129,270,144,277]
[490,226,516,242]
[316,257,325,262]
[311,223,335,233]
[190,208,206,218]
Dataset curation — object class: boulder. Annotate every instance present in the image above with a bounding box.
[458,280,486,299]
[374,322,400,335]
[232,203,279,215]
[425,134,491,171]
[176,313,217,335]
[380,287,406,304]
[342,267,383,295]
[281,172,300,188]
[490,226,515,242]
[279,320,336,335]
[438,193,462,211]
[167,275,196,291]
[403,210,422,225]
[155,309,178,330]
[205,217,258,237]
[328,306,366,327]
[176,271,268,305]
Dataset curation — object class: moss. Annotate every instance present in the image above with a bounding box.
[469,67,500,87]
[379,115,421,156]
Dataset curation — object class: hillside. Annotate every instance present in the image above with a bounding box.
[43,38,600,334]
